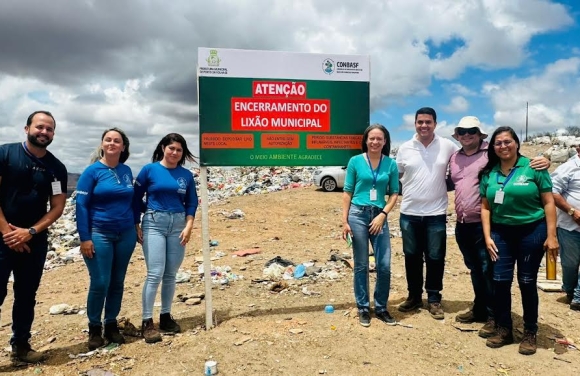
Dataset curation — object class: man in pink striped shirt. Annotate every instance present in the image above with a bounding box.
[449,116,549,338]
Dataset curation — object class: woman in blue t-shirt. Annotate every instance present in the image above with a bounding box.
[342,124,399,327]
[76,128,138,350]
[133,133,198,343]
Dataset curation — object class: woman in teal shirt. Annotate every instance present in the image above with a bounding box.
[342,124,399,327]
[479,126,558,355]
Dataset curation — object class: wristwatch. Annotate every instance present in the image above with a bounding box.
[29,227,37,236]
[568,207,576,216]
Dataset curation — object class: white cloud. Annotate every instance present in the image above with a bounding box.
[443,96,470,113]
[444,83,477,96]
[0,0,575,171]
[484,57,580,133]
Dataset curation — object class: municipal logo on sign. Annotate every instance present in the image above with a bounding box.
[207,49,221,67]
[322,59,334,75]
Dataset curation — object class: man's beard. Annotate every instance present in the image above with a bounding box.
[27,133,52,148]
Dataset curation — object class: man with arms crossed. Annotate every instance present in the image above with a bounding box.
[0,111,67,363]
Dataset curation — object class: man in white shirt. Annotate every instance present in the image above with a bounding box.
[396,107,459,319]
[551,144,580,311]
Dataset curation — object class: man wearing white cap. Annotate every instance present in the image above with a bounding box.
[449,116,549,337]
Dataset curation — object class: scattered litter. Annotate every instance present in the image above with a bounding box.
[265,256,294,267]
[117,318,141,337]
[451,323,479,332]
[175,271,191,283]
[270,281,288,293]
[86,369,115,376]
[234,337,252,346]
[49,304,79,315]
[396,322,413,329]
[198,264,242,285]
[223,209,245,219]
[294,264,306,279]
[553,356,572,363]
[555,337,578,350]
[302,287,321,296]
[232,248,261,257]
[263,263,286,279]
[209,240,219,247]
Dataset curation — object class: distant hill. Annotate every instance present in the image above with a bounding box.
[67,173,80,197]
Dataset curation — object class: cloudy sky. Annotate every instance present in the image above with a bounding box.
[0,0,578,172]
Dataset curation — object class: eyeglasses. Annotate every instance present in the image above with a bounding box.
[493,140,514,147]
[457,128,479,136]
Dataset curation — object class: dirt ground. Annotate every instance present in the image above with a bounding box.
[1,144,579,376]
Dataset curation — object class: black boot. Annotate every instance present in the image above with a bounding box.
[11,342,46,364]
[88,324,105,350]
[104,322,125,344]
[159,313,181,333]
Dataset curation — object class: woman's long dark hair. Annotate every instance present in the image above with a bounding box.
[361,123,391,156]
[152,133,196,165]
[478,126,521,180]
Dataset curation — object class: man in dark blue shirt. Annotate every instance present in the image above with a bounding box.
[0,111,67,364]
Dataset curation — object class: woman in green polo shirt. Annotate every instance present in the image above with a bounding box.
[479,126,559,356]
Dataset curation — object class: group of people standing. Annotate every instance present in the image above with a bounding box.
[0,111,198,364]
[1,109,578,363]
[342,107,579,356]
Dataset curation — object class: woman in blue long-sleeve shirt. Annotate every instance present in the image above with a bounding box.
[133,133,198,343]
[75,128,137,350]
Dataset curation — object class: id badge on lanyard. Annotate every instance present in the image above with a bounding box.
[366,153,382,202]
[494,168,517,205]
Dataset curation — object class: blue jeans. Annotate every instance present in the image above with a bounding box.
[557,227,580,303]
[400,213,447,303]
[84,227,137,326]
[0,235,48,345]
[348,204,392,312]
[455,222,494,319]
[492,219,546,333]
[141,210,186,319]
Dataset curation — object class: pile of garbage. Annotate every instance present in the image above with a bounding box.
[197,264,243,286]
[201,166,317,205]
[42,166,318,270]
[259,254,349,284]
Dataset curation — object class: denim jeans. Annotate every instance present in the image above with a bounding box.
[400,213,447,303]
[84,227,137,326]
[0,235,48,345]
[455,222,494,319]
[348,204,392,312]
[492,219,546,333]
[557,227,580,303]
[141,210,186,319]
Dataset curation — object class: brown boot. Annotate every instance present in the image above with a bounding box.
[455,309,487,323]
[11,343,46,364]
[142,318,162,344]
[398,296,423,312]
[104,322,125,344]
[519,330,537,355]
[486,326,514,348]
[88,324,105,350]
[478,318,496,338]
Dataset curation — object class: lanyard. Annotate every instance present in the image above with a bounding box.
[22,142,56,181]
[496,167,518,191]
[365,153,383,188]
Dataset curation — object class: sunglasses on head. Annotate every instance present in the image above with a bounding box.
[457,127,479,136]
